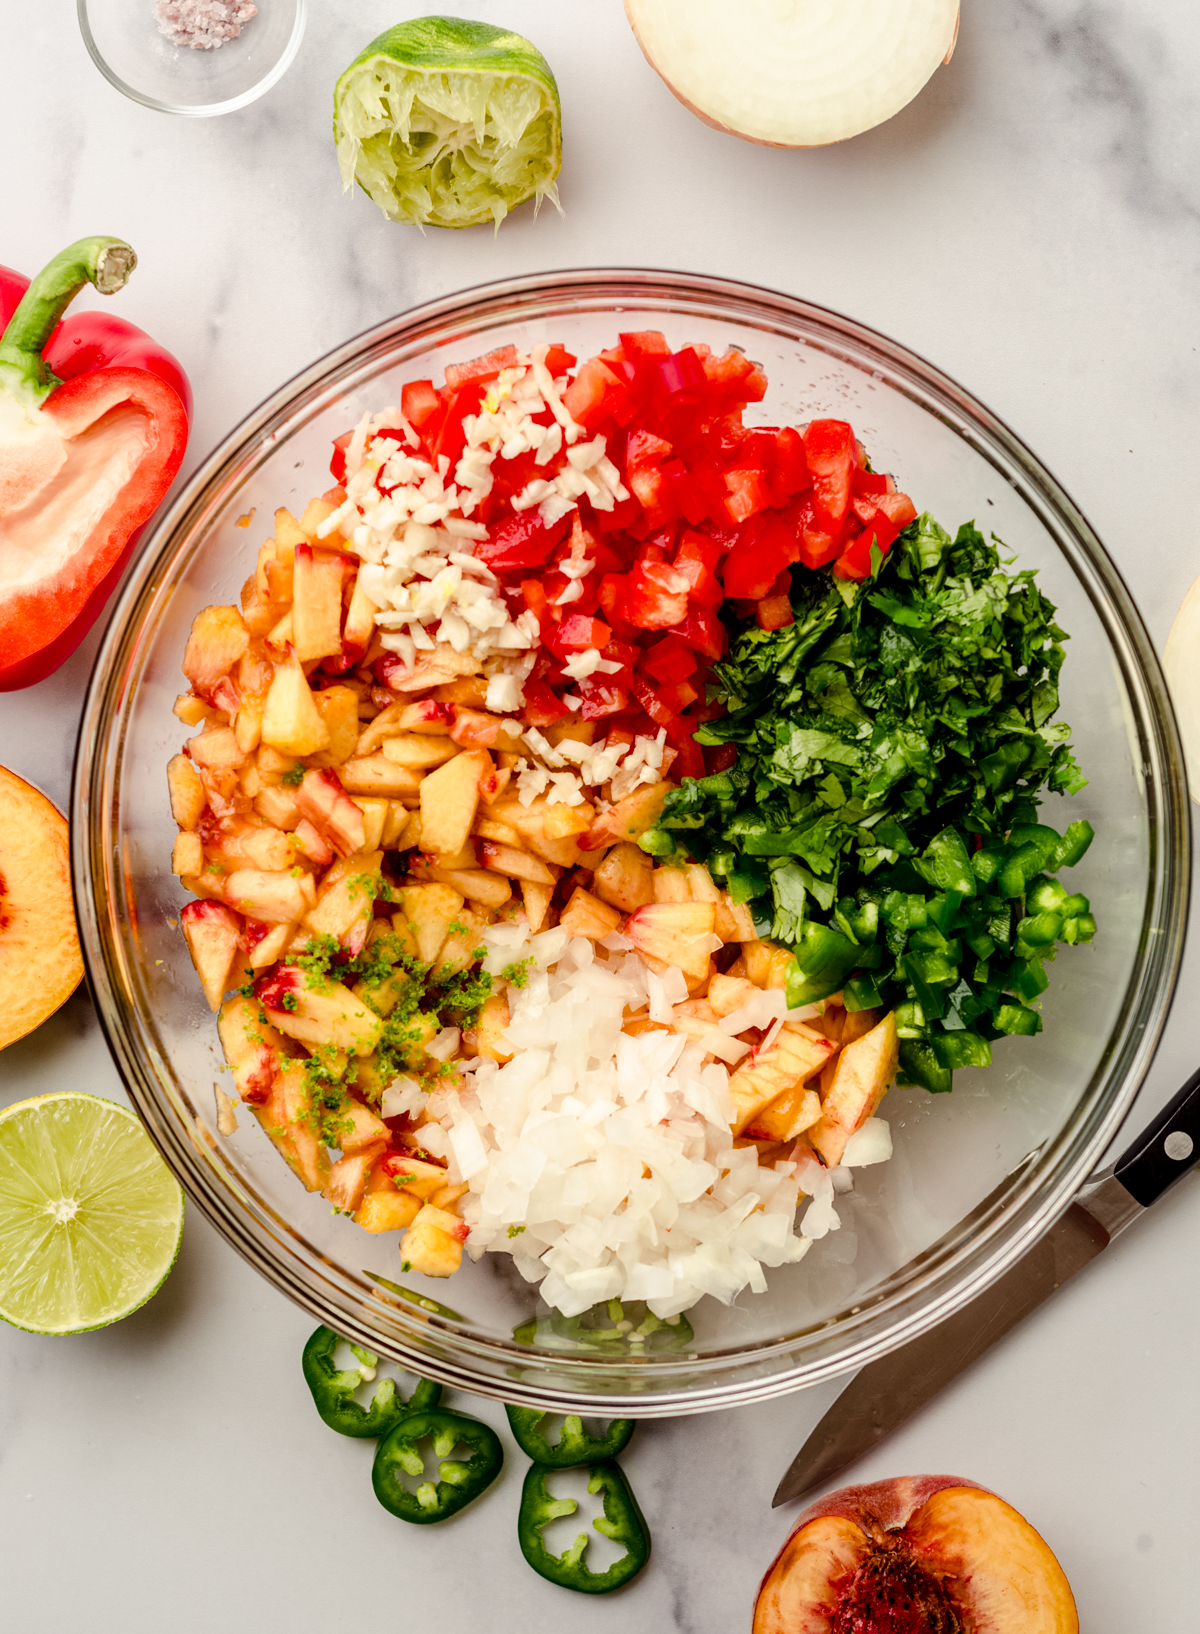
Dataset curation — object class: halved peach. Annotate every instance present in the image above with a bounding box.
[0,767,83,1050]
[754,1475,1078,1633]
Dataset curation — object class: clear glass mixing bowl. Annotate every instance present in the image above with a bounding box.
[72,271,1189,1413]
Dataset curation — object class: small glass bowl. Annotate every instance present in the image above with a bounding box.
[77,0,305,116]
[73,270,1189,1414]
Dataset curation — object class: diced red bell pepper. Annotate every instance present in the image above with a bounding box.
[790,495,843,570]
[578,679,630,720]
[401,379,441,434]
[622,560,690,630]
[852,468,892,499]
[550,614,611,656]
[723,465,775,525]
[522,679,572,725]
[541,344,577,375]
[850,488,919,540]
[592,494,642,534]
[444,345,519,391]
[833,491,918,580]
[666,729,705,782]
[701,348,768,405]
[722,510,798,599]
[563,357,636,431]
[618,330,671,360]
[431,382,485,470]
[672,531,724,608]
[771,427,811,503]
[676,606,727,661]
[477,510,572,573]
[640,633,698,685]
[599,636,638,678]
[656,348,708,398]
[629,676,678,730]
[803,419,856,534]
[703,743,738,776]
[757,594,795,630]
[329,430,353,484]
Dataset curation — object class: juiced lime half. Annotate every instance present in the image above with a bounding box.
[333,15,562,230]
[0,1093,183,1335]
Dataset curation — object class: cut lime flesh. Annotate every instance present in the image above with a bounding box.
[0,1093,183,1335]
[334,18,562,230]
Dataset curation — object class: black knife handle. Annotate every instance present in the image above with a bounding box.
[1113,1063,1200,1207]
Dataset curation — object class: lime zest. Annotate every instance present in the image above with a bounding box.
[334,17,562,231]
[0,1093,183,1335]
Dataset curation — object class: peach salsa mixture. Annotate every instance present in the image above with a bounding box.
[166,332,1044,1319]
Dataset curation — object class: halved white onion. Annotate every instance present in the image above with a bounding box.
[1164,575,1200,802]
[624,0,960,148]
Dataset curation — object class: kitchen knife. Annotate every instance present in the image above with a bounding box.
[772,1062,1200,1508]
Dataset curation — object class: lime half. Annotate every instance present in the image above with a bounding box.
[0,1093,183,1335]
[334,16,562,230]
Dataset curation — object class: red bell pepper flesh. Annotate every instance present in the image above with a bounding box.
[401,379,441,434]
[443,345,519,391]
[803,419,856,534]
[476,510,571,574]
[0,237,189,690]
[622,560,690,630]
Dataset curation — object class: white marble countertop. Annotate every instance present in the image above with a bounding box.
[4,3,1200,1628]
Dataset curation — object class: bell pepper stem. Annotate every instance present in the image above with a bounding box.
[0,236,137,411]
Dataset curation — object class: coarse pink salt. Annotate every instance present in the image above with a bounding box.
[155,0,258,50]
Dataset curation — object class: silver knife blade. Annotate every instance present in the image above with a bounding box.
[772,1173,1142,1508]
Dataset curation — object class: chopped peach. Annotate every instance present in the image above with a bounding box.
[434,909,488,977]
[167,753,206,830]
[396,883,465,966]
[253,1057,330,1193]
[419,748,490,854]
[402,1203,468,1278]
[625,901,716,982]
[727,1023,836,1136]
[183,605,250,695]
[172,831,204,877]
[743,938,796,991]
[256,967,381,1056]
[355,1162,423,1233]
[521,879,553,934]
[652,866,691,904]
[337,1099,390,1155]
[579,780,674,851]
[340,755,425,800]
[217,993,287,1104]
[809,1012,898,1167]
[592,842,655,913]
[260,650,331,758]
[743,1084,822,1144]
[477,840,557,886]
[381,733,458,769]
[186,726,246,772]
[560,886,623,941]
[310,685,361,765]
[181,899,242,1010]
[295,767,366,856]
[324,1144,388,1213]
[223,868,309,924]
[707,972,758,1019]
[291,544,345,662]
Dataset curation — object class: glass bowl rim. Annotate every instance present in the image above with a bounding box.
[71,266,1190,1413]
[75,0,307,117]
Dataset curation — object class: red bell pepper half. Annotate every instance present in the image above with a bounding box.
[0,237,190,690]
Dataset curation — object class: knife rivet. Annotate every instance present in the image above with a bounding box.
[1163,1131,1194,1161]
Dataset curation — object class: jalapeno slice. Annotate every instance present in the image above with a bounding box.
[505,1406,636,1468]
[372,1408,504,1524]
[517,1459,651,1593]
[301,1325,442,1438]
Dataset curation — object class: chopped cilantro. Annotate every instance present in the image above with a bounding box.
[507,1224,526,1239]
[401,1260,413,1273]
